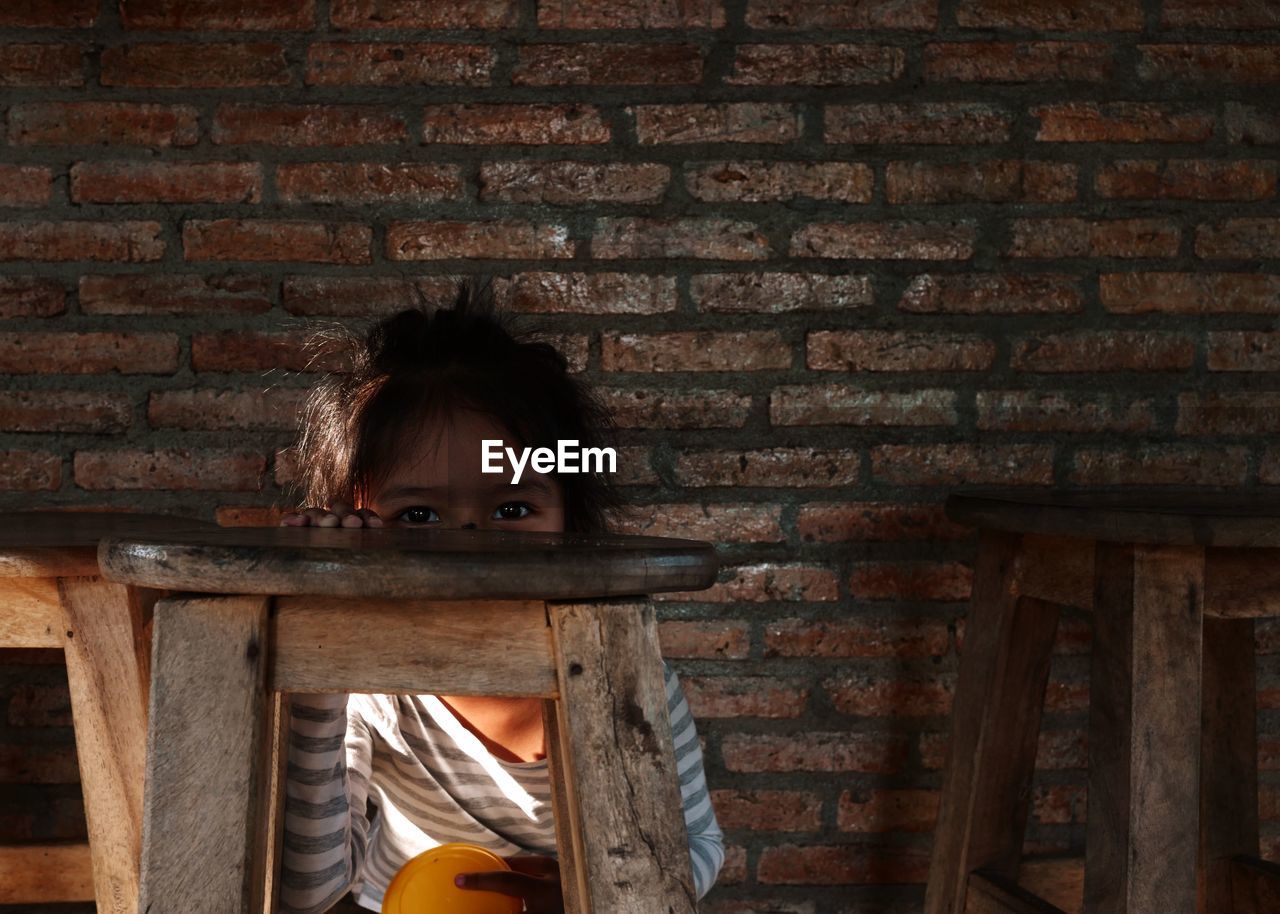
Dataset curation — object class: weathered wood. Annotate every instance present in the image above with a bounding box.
[1014,535,1092,612]
[924,531,1061,914]
[1199,617,1259,912]
[0,511,210,578]
[254,691,291,914]
[59,577,157,914]
[1019,858,1083,914]
[100,526,718,600]
[1231,856,1280,913]
[0,842,95,903]
[1084,543,1203,914]
[270,597,556,696]
[1205,548,1280,618]
[548,598,696,914]
[542,699,588,914]
[947,489,1280,548]
[0,576,62,647]
[965,871,1070,914]
[139,595,271,914]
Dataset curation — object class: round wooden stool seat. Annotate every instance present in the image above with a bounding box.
[1,511,211,577]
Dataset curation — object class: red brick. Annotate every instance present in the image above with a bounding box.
[215,505,286,527]
[1033,103,1214,143]
[886,161,1075,204]
[73,449,266,491]
[871,444,1055,486]
[0,391,132,433]
[1163,0,1280,27]
[722,732,909,773]
[825,103,1011,145]
[0,744,81,783]
[977,391,1156,433]
[80,274,272,316]
[0,451,61,490]
[616,499,783,540]
[956,0,1141,30]
[693,273,872,313]
[0,332,177,374]
[632,103,800,145]
[682,676,809,718]
[0,277,63,318]
[712,790,822,831]
[771,386,956,427]
[659,563,839,603]
[757,844,930,885]
[148,389,306,431]
[1101,272,1280,314]
[1225,103,1280,144]
[924,41,1115,83]
[849,562,971,602]
[1177,392,1280,435]
[1197,219,1280,259]
[100,43,289,87]
[900,274,1081,315]
[121,0,315,29]
[387,221,572,260]
[1208,332,1280,371]
[0,44,84,87]
[1139,44,1280,84]
[594,217,768,260]
[514,43,702,85]
[765,616,950,659]
[839,789,938,833]
[808,330,994,372]
[0,221,164,263]
[598,388,750,429]
[745,0,935,29]
[728,44,903,85]
[282,276,456,317]
[479,162,668,205]
[71,161,261,204]
[0,165,52,206]
[686,161,872,203]
[1011,331,1194,372]
[675,448,861,488]
[656,620,751,660]
[538,0,724,28]
[795,502,969,543]
[7,683,71,727]
[827,673,953,717]
[277,162,463,205]
[211,104,408,146]
[545,332,588,374]
[422,103,608,145]
[1032,785,1087,826]
[1009,218,1180,258]
[603,331,789,372]
[717,846,747,885]
[1070,445,1249,487]
[184,219,371,264]
[336,1,514,27]
[1043,680,1089,713]
[493,273,676,315]
[0,0,97,27]
[307,42,493,86]
[191,331,345,373]
[1096,160,1276,201]
[7,101,198,146]
[792,222,976,261]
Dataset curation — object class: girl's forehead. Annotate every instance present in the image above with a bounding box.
[376,409,532,489]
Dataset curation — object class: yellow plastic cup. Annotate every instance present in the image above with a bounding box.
[381,842,524,914]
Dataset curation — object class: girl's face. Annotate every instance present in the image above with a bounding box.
[365,409,566,533]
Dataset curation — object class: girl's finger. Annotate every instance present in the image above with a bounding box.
[456,870,561,913]
[506,855,559,877]
[356,508,383,528]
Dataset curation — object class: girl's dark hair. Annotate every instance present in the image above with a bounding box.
[290,277,623,534]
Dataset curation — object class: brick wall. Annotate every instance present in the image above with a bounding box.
[2,0,1279,910]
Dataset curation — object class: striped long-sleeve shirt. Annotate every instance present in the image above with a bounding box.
[279,661,724,913]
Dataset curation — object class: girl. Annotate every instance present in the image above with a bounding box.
[276,279,724,913]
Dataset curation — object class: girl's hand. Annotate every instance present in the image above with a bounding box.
[455,854,563,914]
[279,500,383,528]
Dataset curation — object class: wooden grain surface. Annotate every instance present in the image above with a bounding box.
[1231,856,1280,913]
[548,598,697,914]
[0,576,62,647]
[0,842,95,903]
[948,489,1280,547]
[965,871,1070,914]
[0,512,211,577]
[139,594,271,914]
[269,597,556,696]
[101,526,718,599]
[542,699,588,914]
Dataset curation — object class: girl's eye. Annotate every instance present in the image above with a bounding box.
[398,506,440,524]
[493,502,532,521]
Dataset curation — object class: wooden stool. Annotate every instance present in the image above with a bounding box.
[0,512,210,912]
[98,524,718,914]
[924,489,1280,914]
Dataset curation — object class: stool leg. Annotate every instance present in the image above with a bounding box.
[1085,543,1203,914]
[59,577,156,914]
[547,598,697,914]
[1200,616,1258,912]
[138,595,272,914]
[925,531,1060,914]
